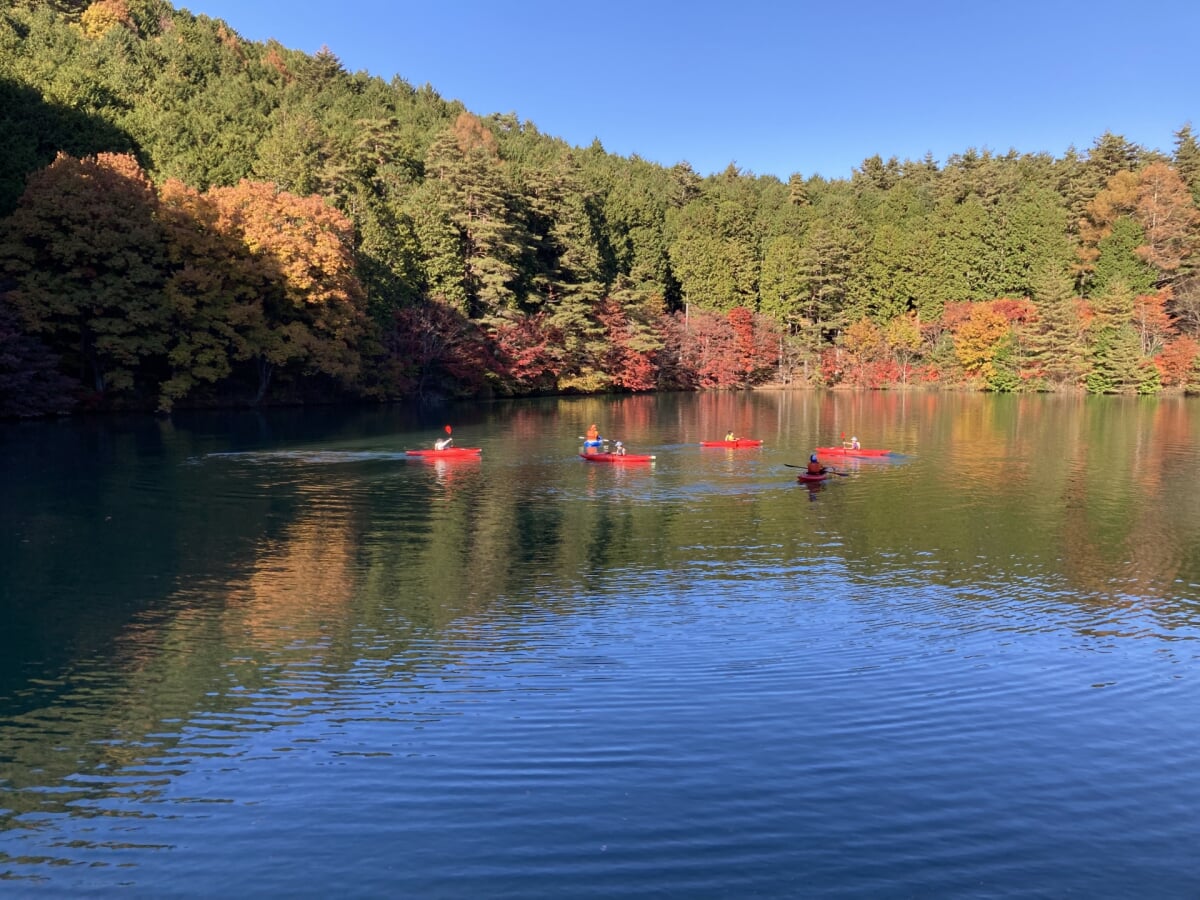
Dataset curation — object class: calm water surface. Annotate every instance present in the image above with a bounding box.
[2,392,1199,897]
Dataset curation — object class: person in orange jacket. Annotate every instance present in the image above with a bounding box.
[583,423,602,454]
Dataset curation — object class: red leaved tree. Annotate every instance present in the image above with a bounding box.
[1154,335,1198,386]
[488,310,565,395]
[1132,288,1176,356]
[728,306,781,385]
[658,306,779,389]
[388,301,495,398]
[595,297,658,392]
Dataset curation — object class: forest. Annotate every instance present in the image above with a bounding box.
[2,0,1200,417]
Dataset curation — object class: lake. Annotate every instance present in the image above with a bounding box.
[2,391,1199,896]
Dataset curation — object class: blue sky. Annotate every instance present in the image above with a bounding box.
[184,0,1198,181]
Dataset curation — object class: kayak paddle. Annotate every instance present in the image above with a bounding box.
[784,463,850,476]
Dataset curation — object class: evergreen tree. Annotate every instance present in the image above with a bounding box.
[423,114,527,317]
[1086,324,1146,394]
[1091,218,1157,296]
[931,194,1004,303]
[986,332,1021,392]
[1026,266,1085,389]
[791,219,860,352]
[405,178,469,313]
[1085,278,1155,393]
[758,234,805,323]
[786,172,810,206]
[1082,132,1142,191]
[998,186,1072,299]
[667,196,758,313]
[1172,124,1200,205]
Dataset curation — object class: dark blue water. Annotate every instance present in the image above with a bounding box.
[2,393,1199,896]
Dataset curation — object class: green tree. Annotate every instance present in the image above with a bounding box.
[122,12,269,189]
[0,151,170,397]
[758,234,805,322]
[786,172,810,206]
[1173,123,1200,205]
[1091,217,1157,296]
[1086,324,1147,394]
[931,194,1004,303]
[422,113,526,316]
[667,195,758,313]
[251,107,331,196]
[1026,266,1085,389]
[1085,278,1156,394]
[795,217,862,336]
[997,186,1073,299]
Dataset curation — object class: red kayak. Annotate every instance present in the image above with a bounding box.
[580,452,655,463]
[406,448,482,458]
[796,472,831,483]
[815,446,891,457]
[700,439,763,448]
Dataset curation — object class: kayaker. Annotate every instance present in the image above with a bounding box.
[584,423,602,455]
[434,434,453,450]
[614,441,627,456]
[725,430,736,441]
[850,436,860,450]
[806,453,826,475]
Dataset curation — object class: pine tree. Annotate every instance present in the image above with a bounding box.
[1086,324,1145,394]
[422,115,527,317]
[1085,279,1150,393]
[1173,123,1200,205]
[1026,266,1085,389]
[1091,218,1157,296]
[786,173,810,206]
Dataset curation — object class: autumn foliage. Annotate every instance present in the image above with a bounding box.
[1,153,368,411]
[4,4,1200,413]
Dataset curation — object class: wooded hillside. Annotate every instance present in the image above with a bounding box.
[3,0,1199,416]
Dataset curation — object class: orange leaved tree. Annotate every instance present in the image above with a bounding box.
[157,178,270,410]
[0,152,169,398]
[208,180,368,403]
[953,303,1012,381]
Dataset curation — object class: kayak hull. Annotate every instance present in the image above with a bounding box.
[580,452,655,463]
[815,446,891,457]
[700,439,763,448]
[405,448,482,458]
[796,473,831,483]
